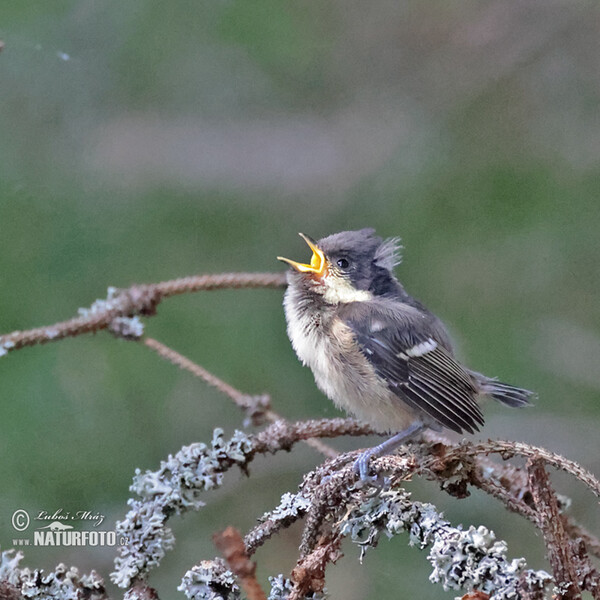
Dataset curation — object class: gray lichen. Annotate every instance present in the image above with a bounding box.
[0,550,106,599]
[258,492,312,523]
[78,287,120,317]
[267,574,328,600]
[112,428,255,588]
[178,559,241,600]
[338,488,553,599]
[108,316,145,339]
[177,564,330,600]
[0,339,15,357]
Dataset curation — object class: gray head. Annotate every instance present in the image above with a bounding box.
[278,228,402,303]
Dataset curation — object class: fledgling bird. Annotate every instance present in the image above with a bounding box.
[277,229,534,481]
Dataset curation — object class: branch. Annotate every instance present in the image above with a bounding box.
[242,471,553,599]
[0,272,286,356]
[0,551,107,600]
[238,434,600,599]
[527,460,600,600]
[213,527,267,600]
[111,419,374,589]
[422,432,600,561]
[142,336,343,458]
[143,336,271,425]
[433,439,600,500]
[290,536,342,600]
[1,269,598,598]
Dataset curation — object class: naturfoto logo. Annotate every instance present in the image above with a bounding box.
[10,509,126,548]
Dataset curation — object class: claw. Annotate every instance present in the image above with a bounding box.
[349,422,425,492]
[350,452,389,494]
[353,449,375,482]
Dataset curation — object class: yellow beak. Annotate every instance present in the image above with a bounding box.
[277,233,328,276]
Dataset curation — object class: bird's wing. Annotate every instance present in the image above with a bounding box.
[340,301,484,434]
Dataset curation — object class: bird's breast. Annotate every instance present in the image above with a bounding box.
[283,287,417,433]
[283,288,330,373]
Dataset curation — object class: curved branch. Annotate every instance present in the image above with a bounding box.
[0,272,286,356]
[436,440,600,500]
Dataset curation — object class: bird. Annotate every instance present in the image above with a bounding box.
[277,228,534,482]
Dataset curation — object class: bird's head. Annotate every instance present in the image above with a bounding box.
[277,228,402,304]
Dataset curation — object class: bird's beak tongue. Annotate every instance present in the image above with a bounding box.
[277,233,328,276]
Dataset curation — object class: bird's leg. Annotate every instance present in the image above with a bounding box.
[353,421,424,484]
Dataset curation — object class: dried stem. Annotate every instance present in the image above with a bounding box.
[213,527,268,600]
[290,536,342,600]
[424,439,600,500]
[143,337,270,415]
[0,272,286,356]
[527,459,582,599]
[142,336,345,458]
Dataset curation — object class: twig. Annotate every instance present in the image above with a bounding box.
[143,337,270,416]
[422,433,600,560]
[142,336,343,457]
[528,459,582,599]
[429,439,600,500]
[213,527,268,600]
[472,473,538,523]
[244,454,355,557]
[111,418,375,588]
[298,466,354,557]
[252,419,375,455]
[290,536,342,600]
[0,272,286,356]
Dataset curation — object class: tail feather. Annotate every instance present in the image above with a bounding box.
[479,379,535,407]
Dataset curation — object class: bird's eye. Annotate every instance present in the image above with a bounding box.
[337,258,350,269]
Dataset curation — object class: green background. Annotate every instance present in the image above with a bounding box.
[1,1,599,597]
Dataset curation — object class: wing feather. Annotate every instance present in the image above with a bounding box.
[409,356,484,429]
[342,302,484,434]
[406,379,477,433]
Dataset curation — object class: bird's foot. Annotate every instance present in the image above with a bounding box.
[350,450,389,494]
[349,422,425,492]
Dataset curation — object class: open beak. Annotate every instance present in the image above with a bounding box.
[277,233,328,276]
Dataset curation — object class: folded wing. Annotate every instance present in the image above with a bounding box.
[342,302,485,434]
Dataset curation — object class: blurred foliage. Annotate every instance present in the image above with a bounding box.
[0,1,599,598]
